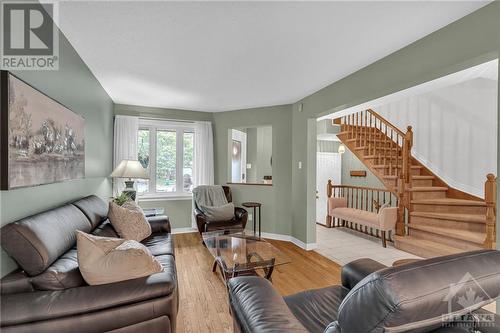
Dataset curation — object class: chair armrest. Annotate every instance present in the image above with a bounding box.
[234,207,248,220]
[341,258,387,290]
[147,215,171,234]
[228,277,308,333]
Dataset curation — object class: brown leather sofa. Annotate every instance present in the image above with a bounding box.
[194,185,248,235]
[228,250,500,333]
[0,195,178,333]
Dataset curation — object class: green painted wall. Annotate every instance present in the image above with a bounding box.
[213,105,293,236]
[341,149,384,189]
[139,199,193,229]
[291,2,500,244]
[0,31,114,276]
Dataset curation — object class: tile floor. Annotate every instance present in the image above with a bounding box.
[315,225,421,266]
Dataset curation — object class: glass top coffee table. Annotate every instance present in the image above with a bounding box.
[202,229,291,285]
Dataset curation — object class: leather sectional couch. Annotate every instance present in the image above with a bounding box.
[0,195,178,333]
[229,250,500,333]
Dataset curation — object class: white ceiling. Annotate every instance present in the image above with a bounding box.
[56,1,490,112]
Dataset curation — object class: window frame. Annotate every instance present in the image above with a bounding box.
[137,119,195,199]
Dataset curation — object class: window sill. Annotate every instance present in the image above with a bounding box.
[138,194,193,202]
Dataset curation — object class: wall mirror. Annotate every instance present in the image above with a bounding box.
[228,126,272,185]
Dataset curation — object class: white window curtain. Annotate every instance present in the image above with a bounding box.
[113,115,139,196]
[193,121,214,186]
[192,121,214,228]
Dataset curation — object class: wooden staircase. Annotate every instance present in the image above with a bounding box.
[334,109,496,258]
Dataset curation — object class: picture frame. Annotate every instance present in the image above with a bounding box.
[0,71,85,190]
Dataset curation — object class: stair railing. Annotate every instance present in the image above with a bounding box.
[336,109,414,236]
[484,173,497,249]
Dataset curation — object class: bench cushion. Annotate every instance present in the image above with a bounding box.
[330,208,378,228]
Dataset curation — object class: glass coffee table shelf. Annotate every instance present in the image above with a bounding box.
[202,229,291,285]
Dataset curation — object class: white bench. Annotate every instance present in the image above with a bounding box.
[328,197,397,247]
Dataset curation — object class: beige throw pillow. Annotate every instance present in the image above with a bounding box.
[200,202,235,221]
[108,201,151,241]
[76,231,162,285]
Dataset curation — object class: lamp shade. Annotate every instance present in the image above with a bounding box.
[110,160,148,179]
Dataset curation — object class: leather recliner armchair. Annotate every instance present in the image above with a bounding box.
[228,250,500,333]
[194,185,248,235]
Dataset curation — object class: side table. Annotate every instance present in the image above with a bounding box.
[242,202,262,237]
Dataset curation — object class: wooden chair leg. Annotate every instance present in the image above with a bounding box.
[381,231,387,248]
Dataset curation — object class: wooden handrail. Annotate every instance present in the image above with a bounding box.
[484,173,496,249]
[366,109,405,137]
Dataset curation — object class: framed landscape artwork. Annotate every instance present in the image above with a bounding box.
[0,71,85,190]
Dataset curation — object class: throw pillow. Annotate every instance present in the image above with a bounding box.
[199,202,235,221]
[76,231,162,285]
[108,200,151,241]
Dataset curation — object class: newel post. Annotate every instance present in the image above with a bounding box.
[484,174,496,249]
[397,126,413,236]
[326,180,333,227]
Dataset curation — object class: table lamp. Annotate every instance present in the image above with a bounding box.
[110,159,148,200]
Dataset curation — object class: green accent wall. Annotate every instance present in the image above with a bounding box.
[291,2,500,244]
[0,31,114,276]
[213,105,293,236]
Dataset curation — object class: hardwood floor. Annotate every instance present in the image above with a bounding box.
[174,232,342,333]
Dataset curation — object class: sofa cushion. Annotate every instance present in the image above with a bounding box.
[0,254,176,326]
[337,250,500,333]
[76,232,162,286]
[72,195,109,229]
[30,248,86,290]
[284,285,349,333]
[1,204,92,276]
[92,219,119,238]
[142,233,174,257]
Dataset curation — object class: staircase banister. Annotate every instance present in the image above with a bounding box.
[366,109,406,137]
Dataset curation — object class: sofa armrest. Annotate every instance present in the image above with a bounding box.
[341,258,387,290]
[147,215,171,234]
[228,276,308,333]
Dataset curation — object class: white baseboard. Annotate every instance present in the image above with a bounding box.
[171,228,317,250]
[172,227,197,234]
[261,232,317,251]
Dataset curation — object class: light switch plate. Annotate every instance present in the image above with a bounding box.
[298,161,302,169]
